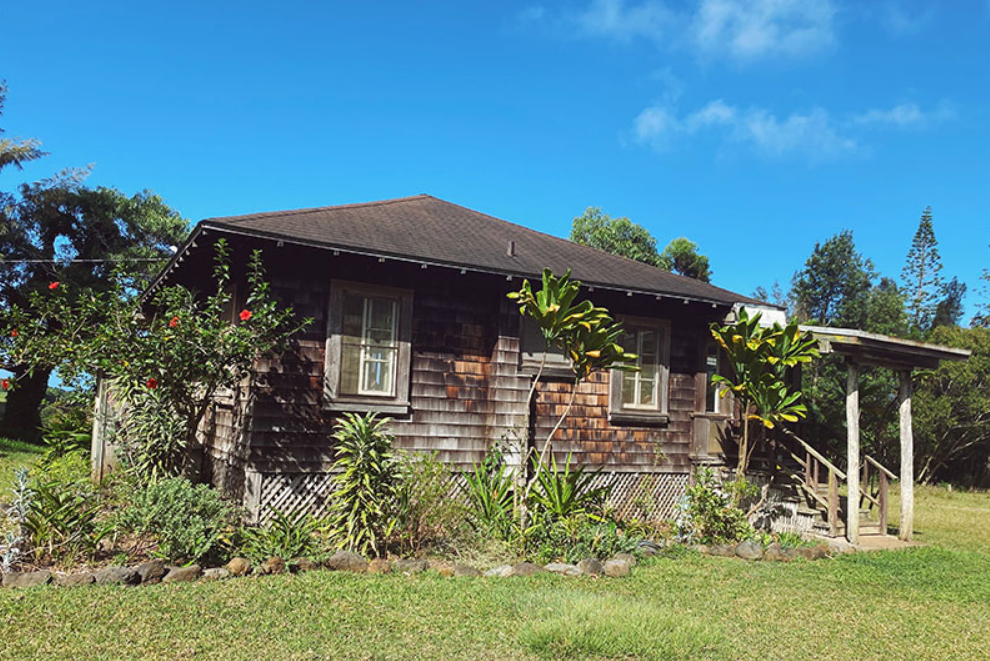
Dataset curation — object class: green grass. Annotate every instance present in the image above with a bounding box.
[0,436,43,493]
[1,451,988,660]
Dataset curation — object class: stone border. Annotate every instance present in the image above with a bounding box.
[695,540,832,561]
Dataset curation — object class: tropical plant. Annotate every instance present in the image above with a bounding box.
[23,477,107,561]
[528,454,610,521]
[395,451,468,554]
[463,449,517,541]
[710,309,818,479]
[114,476,239,564]
[526,513,641,564]
[675,468,753,546]
[237,507,323,562]
[326,413,401,557]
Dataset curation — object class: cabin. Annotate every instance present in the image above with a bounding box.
[95,194,779,523]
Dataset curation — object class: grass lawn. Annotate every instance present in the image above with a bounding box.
[1,466,988,660]
[0,436,43,493]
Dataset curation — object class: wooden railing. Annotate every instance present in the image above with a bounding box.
[775,428,897,537]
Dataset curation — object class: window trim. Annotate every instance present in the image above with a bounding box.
[324,280,413,414]
[608,315,670,426]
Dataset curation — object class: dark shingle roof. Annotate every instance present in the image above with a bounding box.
[198,194,760,306]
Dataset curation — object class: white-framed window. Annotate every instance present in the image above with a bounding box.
[705,340,723,413]
[325,281,413,414]
[609,317,670,424]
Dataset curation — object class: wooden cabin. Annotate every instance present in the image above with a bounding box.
[112,195,774,522]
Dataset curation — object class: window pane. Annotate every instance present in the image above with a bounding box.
[706,343,719,412]
[622,373,636,405]
[340,343,361,395]
[639,377,656,407]
[367,298,395,333]
[362,348,394,394]
[342,294,364,339]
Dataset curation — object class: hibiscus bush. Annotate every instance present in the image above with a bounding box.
[1,239,310,481]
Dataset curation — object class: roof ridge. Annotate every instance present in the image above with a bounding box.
[204,194,432,224]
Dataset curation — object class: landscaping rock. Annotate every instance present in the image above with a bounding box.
[136,559,167,585]
[544,562,581,576]
[3,570,52,589]
[55,572,95,587]
[612,552,638,568]
[392,559,429,575]
[484,564,513,577]
[432,563,455,577]
[692,544,710,555]
[288,558,320,573]
[452,564,482,577]
[603,558,632,578]
[797,545,829,561]
[367,558,392,574]
[260,557,287,575]
[94,566,140,586]
[763,543,786,562]
[782,547,803,561]
[202,568,230,581]
[509,562,546,577]
[735,541,764,560]
[637,540,663,557]
[577,558,604,577]
[708,544,736,557]
[163,565,202,583]
[325,551,367,573]
[226,557,251,577]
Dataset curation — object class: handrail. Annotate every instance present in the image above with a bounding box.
[778,428,846,481]
[865,455,897,480]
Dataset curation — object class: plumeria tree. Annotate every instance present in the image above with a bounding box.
[1,239,310,480]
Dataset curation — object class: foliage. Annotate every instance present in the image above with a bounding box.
[394,451,469,555]
[569,206,662,267]
[526,513,641,564]
[791,229,875,328]
[3,238,309,481]
[710,308,818,478]
[463,448,517,541]
[22,475,107,562]
[914,326,990,486]
[326,413,401,557]
[675,468,753,545]
[0,80,45,174]
[901,206,944,334]
[114,477,239,564]
[527,454,610,520]
[934,276,967,329]
[658,236,712,282]
[236,508,323,563]
[38,400,92,467]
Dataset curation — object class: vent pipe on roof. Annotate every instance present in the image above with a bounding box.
[506,240,516,257]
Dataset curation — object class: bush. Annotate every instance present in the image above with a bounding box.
[395,452,468,555]
[23,476,107,563]
[326,413,401,557]
[236,507,322,562]
[463,446,517,542]
[526,513,641,564]
[528,454,610,520]
[675,468,753,545]
[114,477,239,564]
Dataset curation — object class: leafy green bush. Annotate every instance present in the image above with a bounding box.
[395,451,468,554]
[114,477,239,564]
[236,507,322,562]
[675,468,753,545]
[528,454,610,520]
[463,447,517,542]
[326,413,401,557]
[23,476,107,562]
[39,400,92,466]
[526,513,640,564]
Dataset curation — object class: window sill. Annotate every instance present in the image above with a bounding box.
[691,412,734,421]
[326,399,411,416]
[519,363,575,380]
[608,410,669,427]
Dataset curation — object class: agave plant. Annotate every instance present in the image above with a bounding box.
[528,453,611,521]
[239,507,322,562]
[463,454,516,541]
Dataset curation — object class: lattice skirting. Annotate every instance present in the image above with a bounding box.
[254,470,689,524]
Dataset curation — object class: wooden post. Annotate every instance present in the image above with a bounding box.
[898,370,914,541]
[846,361,860,544]
[878,471,889,534]
[828,469,839,537]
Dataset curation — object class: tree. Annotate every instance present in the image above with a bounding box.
[791,230,875,328]
[0,84,188,440]
[2,239,309,480]
[933,277,967,329]
[901,206,944,334]
[658,237,712,282]
[570,207,661,267]
[710,309,819,481]
[0,81,44,174]
[971,247,990,328]
[752,280,787,309]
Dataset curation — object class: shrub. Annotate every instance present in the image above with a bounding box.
[395,452,468,555]
[326,413,401,557]
[526,513,641,564]
[236,507,322,562]
[463,447,517,542]
[23,476,107,562]
[675,468,753,545]
[39,400,92,466]
[114,477,239,564]
[528,454,610,520]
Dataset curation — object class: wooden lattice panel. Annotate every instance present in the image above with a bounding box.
[258,472,335,522]
[594,472,690,521]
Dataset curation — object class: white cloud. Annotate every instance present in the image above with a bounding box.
[693,0,836,60]
[852,102,955,129]
[547,0,835,62]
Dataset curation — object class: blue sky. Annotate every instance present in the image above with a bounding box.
[2,0,988,315]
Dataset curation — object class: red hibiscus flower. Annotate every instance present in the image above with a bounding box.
[146,377,158,389]
[10,329,17,338]
[169,316,179,328]
[2,379,9,390]
[239,309,252,321]
[48,281,60,290]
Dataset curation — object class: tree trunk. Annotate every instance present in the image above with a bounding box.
[1,364,52,442]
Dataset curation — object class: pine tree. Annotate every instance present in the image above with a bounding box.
[901,206,944,333]
[791,230,875,328]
